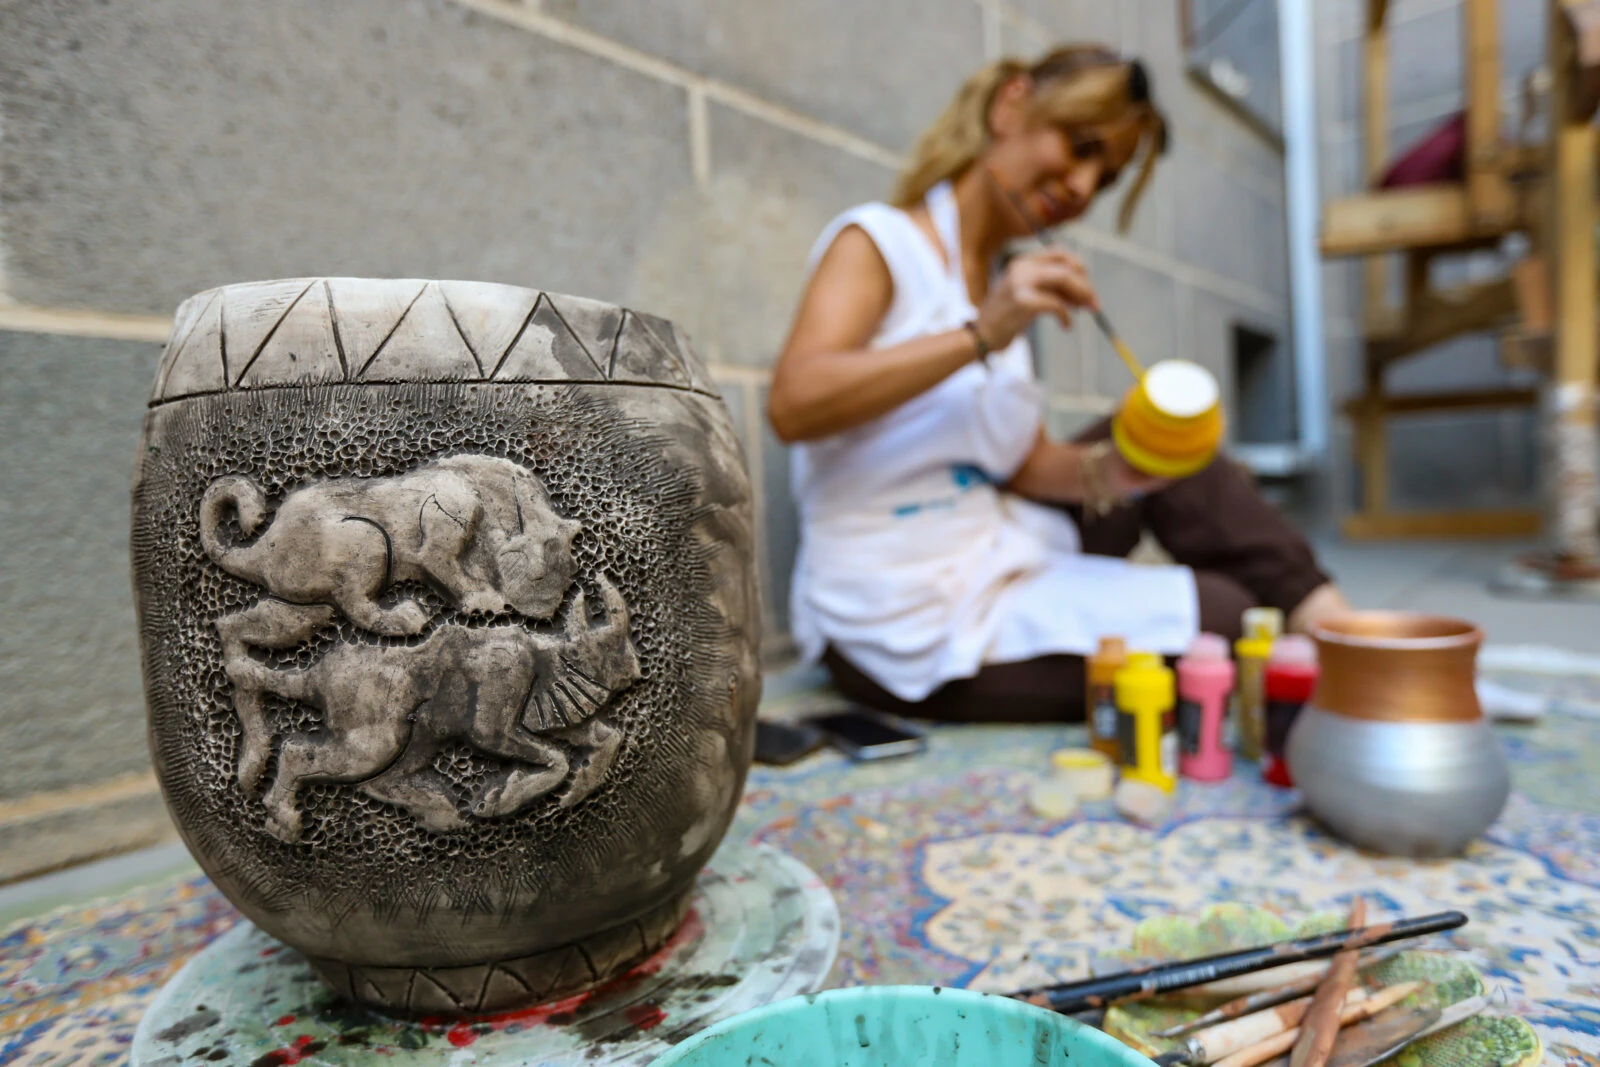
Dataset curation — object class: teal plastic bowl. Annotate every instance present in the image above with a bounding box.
[649,985,1157,1066]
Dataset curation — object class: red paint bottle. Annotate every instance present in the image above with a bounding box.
[1262,634,1318,788]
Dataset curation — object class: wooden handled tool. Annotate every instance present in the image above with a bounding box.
[1209,982,1422,1067]
[1290,899,1368,1067]
[1152,947,1407,1040]
[1179,987,1367,1064]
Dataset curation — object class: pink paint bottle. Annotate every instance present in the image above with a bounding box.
[1177,633,1236,781]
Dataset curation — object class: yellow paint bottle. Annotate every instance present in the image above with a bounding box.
[1114,651,1178,793]
[1112,360,1225,478]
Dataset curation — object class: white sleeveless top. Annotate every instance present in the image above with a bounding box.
[789,182,1198,701]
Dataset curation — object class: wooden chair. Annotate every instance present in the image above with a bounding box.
[1319,0,1600,550]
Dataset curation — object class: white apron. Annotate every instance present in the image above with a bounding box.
[789,181,1198,702]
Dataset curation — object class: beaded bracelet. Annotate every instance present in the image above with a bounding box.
[962,320,991,363]
[1080,440,1119,517]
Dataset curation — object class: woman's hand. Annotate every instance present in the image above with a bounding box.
[1008,434,1168,509]
[1288,583,1354,634]
[1101,447,1169,503]
[973,248,1099,349]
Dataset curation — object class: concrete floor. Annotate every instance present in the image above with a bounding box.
[1313,537,1600,654]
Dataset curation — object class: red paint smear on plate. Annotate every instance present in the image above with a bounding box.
[445,1024,477,1048]
[249,1036,325,1067]
[624,1004,666,1031]
[274,1015,296,1027]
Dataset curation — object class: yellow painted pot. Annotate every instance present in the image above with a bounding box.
[1112,360,1225,478]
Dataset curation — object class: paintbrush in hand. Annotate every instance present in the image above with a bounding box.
[982,163,1146,381]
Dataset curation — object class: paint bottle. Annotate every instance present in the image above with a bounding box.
[1087,636,1127,761]
[1262,634,1319,788]
[1114,651,1178,793]
[1112,360,1226,478]
[1234,607,1283,762]
[1177,633,1236,782]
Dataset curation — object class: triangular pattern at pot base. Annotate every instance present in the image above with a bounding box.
[480,965,535,1009]
[579,921,647,980]
[353,968,413,1014]
[551,944,598,992]
[408,967,484,1014]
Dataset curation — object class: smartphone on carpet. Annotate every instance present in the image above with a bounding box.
[805,706,928,761]
[753,720,829,766]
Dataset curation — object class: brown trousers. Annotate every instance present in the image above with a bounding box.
[822,419,1329,724]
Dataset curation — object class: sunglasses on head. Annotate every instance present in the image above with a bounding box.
[1029,49,1153,104]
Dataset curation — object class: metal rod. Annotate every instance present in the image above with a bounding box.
[1278,0,1331,460]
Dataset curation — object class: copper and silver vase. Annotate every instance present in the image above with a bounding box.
[1286,612,1509,857]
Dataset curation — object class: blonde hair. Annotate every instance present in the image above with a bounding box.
[892,45,1168,233]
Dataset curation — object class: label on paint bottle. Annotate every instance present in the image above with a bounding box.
[1116,708,1139,769]
[1092,693,1118,744]
[1176,699,1202,756]
[1160,729,1179,779]
[1264,699,1302,757]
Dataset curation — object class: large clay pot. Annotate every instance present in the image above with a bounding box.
[1286,612,1508,858]
[132,279,760,1016]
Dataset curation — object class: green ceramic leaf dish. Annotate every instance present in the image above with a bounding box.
[1103,908,1540,1067]
[1127,903,1347,963]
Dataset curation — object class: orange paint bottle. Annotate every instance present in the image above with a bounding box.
[1087,637,1127,760]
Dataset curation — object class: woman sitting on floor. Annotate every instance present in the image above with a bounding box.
[766,44,1351,723]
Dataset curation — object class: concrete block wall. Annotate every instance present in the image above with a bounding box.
[1313,0,1546,515]
[0,0,1288,878]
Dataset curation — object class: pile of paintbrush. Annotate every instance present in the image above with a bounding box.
[1009,906,1486,1067]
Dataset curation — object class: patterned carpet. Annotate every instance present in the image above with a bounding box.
[6,667,1600,1066]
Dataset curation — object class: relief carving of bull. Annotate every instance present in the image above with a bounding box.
[201,456,640,843]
